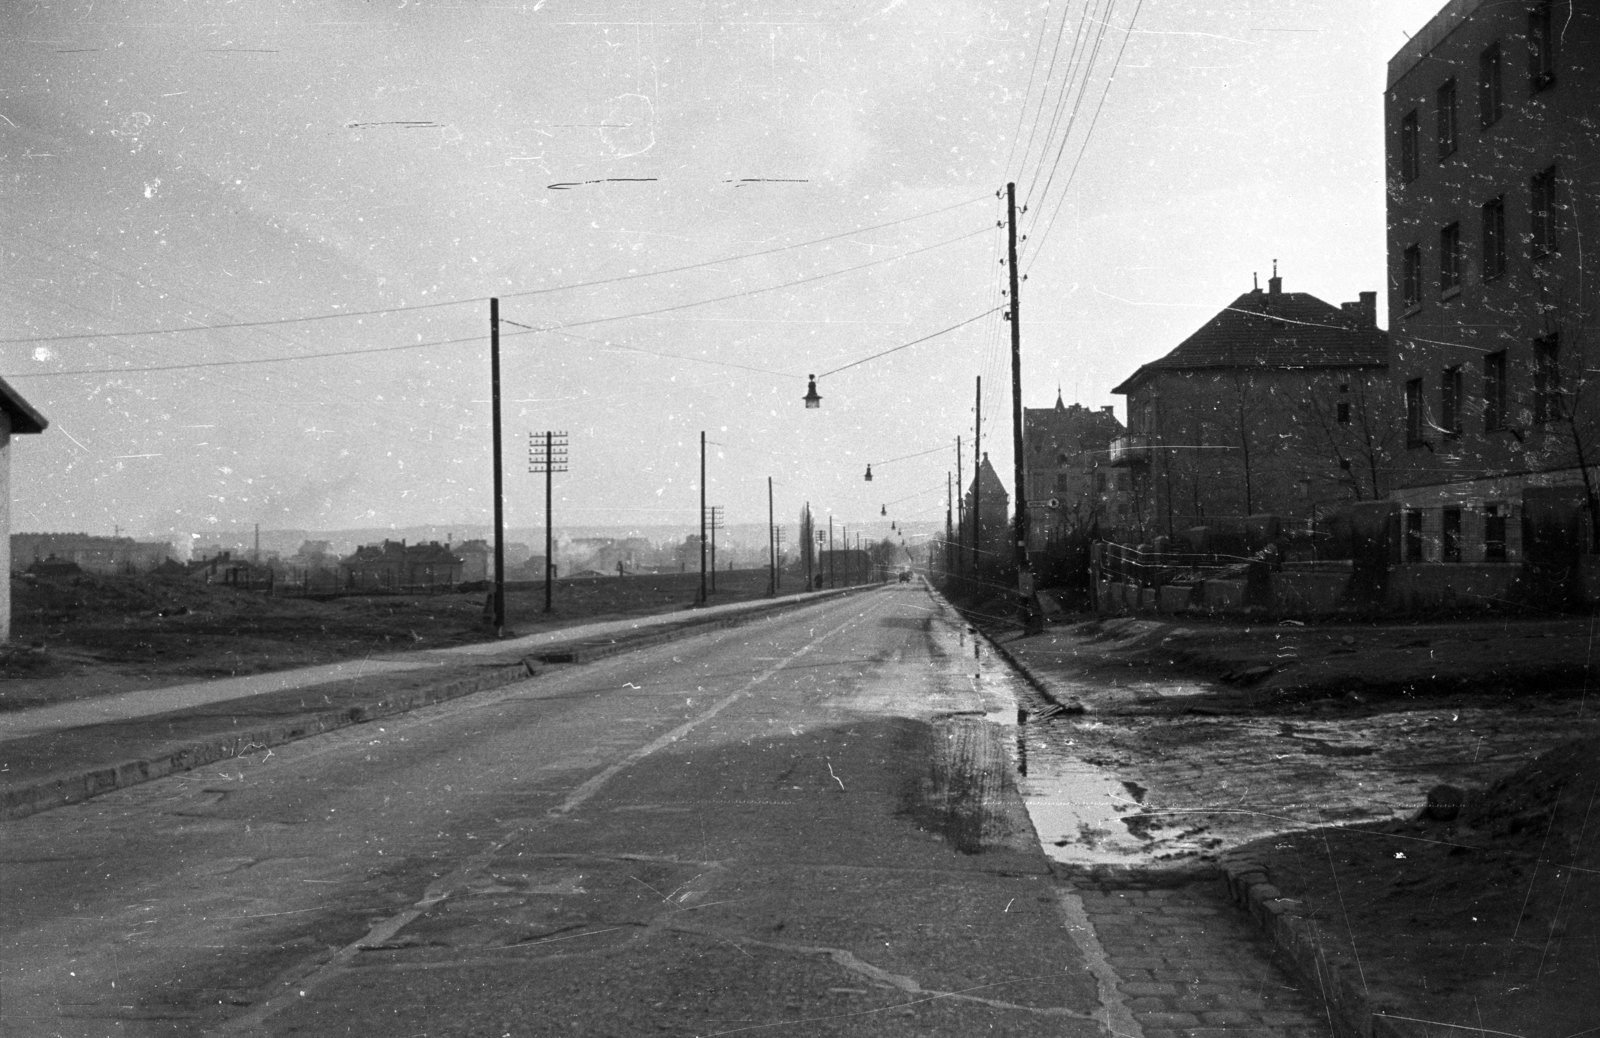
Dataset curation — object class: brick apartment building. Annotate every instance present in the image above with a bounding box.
[1110,272,1393,538]
[1385,0,1598,567]
[1022,394,1131,542]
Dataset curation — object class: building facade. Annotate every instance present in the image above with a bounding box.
[1110,274,1393,539]
[1385,0,1598,565]
[1022,395,1131,542]
[11,533,176,575]
[957,453,1012,579]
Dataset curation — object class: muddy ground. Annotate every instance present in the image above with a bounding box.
[993,610,1600,1036]
[0,568,783,710]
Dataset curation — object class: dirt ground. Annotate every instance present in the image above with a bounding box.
[0,568,785,711]
[990,610,1600,1036]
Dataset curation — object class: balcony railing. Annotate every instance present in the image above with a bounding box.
[1108,435,1151,466]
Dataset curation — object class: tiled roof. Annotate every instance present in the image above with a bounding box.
[1111,289,1388,395]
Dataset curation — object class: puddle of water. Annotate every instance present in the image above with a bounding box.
[1017,757,1155,865]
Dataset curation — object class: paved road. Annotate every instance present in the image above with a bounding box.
[1,585,1332,1038]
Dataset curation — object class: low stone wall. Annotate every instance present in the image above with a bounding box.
[1270,571,1350,615]
[1385,563,1520,611]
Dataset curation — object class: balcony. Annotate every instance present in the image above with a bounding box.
[1108,435,1151,467]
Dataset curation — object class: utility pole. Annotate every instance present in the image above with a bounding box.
[1005,181,1038,631]
[972,376,981,581]
[490,298,506,635]
[767,476,776,596]
[946,472,953,576]
[528,430,568,613]
[955,435,964,578]
[803,502,814,590]
[828,516,835,588]
[706,505,723,594]
[698,431,708,605]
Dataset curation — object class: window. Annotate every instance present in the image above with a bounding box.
[1482,195,1506,280]
[1442,507,1462,562]
[1436,79,1457,159]
[1532,166,1558,257]
[1479,42,1503,127]
[1406,377,1425,447]
[1403,244,1423,310]
[1535,333,1562,423]
[1337,382,1351,425]
[1529,0,1556,91]
[1405,510,1424,562]
[1441,366,1463,438]
[1439,222,1462,294]
[1484,350,1508,431]
[1400,110,1420,181]
[1484,505,1508,560]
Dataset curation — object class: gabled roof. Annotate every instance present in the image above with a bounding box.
[1111,288,1389,395]
[0,376,47,435]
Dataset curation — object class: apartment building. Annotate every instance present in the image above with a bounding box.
[1386,0,1598,566]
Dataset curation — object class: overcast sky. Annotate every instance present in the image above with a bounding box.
[0,0,1446,543]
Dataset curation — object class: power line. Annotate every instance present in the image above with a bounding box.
[816,309,1001,379]
[1025,0,1118,214]
[514,226,990,338]
[1025,0,1145,269]
[8,228,988,380]
[0,195,990,345]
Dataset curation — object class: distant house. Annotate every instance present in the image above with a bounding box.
[11,533,176,575]
[186,551,273,588]
[453,539,493,583]
[0,378,48,643]
[958,453,1012,579]
[26,555,82,579]
[1023,394,1131,542]
[341,540,463,590]
[1110,271,1393,538]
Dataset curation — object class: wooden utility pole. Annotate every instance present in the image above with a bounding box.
[955,436,964,578]
[972,376,981,580]
[946,472,953,576]
[528,430,567,613]
[490,298,505,635]
[767,477,776,596]
[1006,181,1038,630]
[698,432,707,605]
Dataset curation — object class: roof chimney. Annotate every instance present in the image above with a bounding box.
[1340,292,1378,327]
[1267,259,1282,300]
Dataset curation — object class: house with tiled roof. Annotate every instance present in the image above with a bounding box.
[340,540,463,590]
[1109,270,1396,538]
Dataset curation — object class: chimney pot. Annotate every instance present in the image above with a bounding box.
[1267,259,1282,299]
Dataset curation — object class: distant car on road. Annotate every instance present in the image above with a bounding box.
[897,569,911,583]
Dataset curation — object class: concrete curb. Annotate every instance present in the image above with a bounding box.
[1218,857,1411,1038]
[1,584,879,821]
[938,583,1412,1038]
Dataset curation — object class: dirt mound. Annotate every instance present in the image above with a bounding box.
[1467,735,1600,853]
[1238,732,1600,1035]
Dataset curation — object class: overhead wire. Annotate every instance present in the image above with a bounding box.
[10,227,988,381]
[0,194,991,345]
[1021,0,1108,207]
[1025,0,1118,215]
[1025,0,1145,269]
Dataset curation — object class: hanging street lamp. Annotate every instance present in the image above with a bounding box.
[864,464,873,481]
[803,375,822,409]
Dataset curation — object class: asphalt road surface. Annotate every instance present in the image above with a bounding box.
[3,584,1123,1038]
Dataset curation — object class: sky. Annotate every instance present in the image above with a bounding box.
[0,0,1448,543]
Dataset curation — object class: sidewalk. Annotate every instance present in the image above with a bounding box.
[0,584,872,820]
